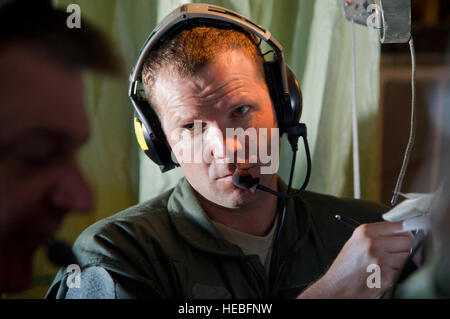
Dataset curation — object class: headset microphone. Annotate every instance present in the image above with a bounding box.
[232,168,310,198]
[232,122,312,199]
[232,170,259,191]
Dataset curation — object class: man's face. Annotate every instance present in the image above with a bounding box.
[153,50,278,209]
[0,42,93,292]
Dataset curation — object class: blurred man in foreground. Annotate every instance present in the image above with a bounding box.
[0,0,120,293]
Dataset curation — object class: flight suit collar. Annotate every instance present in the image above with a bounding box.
[167,176,310,258]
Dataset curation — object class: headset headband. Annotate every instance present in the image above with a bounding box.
[129,3,288,98]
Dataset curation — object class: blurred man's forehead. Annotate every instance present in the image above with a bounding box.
[0,42,89,144]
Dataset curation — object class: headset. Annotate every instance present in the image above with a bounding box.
[129,3,304,172]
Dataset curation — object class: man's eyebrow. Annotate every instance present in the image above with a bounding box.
[168,107,198,126]
[224,95,256,109]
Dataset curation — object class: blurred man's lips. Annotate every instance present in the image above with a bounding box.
[25,223,61,249]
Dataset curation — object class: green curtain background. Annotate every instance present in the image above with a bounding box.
[7,0,380,298]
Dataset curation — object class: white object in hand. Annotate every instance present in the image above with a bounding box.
[382,192,435,232]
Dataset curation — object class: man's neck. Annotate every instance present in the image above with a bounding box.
[194,175,279,236]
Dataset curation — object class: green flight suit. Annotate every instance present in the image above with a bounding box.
[47,176,387,298]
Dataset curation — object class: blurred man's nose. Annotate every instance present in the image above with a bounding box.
[51,158,93,213]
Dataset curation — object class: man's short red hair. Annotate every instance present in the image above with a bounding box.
[141,26,265,113]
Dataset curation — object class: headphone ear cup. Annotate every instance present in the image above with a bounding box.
[264,61,290,135]
[130,96,177,172]
[286,66,302,124]
[264,62,303,134]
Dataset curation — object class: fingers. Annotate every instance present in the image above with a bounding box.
[377,252,410,274]
[371,235,414,254]
[356,221,411,237]
[365,252,410,295]
[379,268,396,290]
[386,252,410,270]
[321,220,417,298]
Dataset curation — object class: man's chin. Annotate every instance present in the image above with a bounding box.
[215,187,260,209]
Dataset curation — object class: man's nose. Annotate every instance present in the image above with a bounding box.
[204,125,244,162]
[224,136,243,161]
[51,158,93,214]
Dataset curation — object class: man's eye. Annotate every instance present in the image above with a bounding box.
[183,123,195,131]
[16,149,60,168]
[182,121,206,132]
[12,140,65,169]
[233,105,251,116]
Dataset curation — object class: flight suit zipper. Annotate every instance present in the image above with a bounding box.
[244,259,268,299]
[271,258,288,297]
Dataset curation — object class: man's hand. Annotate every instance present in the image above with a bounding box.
[298,221,414,299]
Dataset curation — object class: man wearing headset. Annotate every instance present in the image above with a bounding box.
[47,4,414,299]
[0,0,120,293]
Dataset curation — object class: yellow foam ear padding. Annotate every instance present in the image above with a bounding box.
[134,117,149,151]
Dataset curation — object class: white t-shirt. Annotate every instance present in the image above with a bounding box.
[212,216,279,275]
